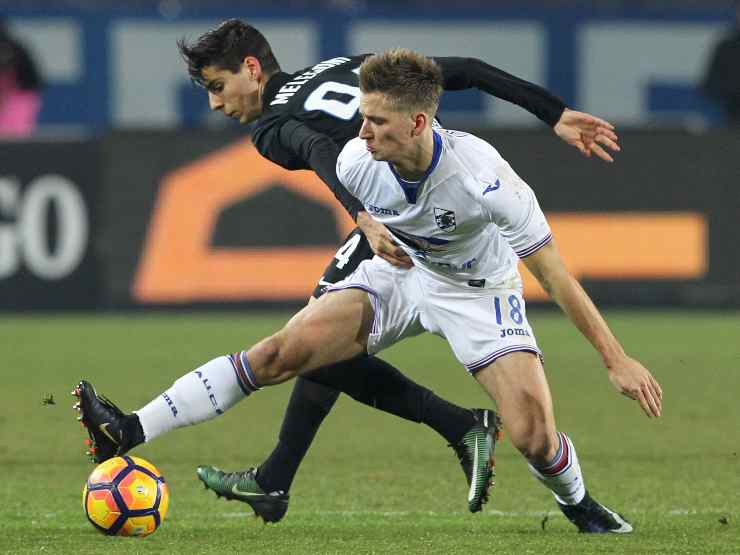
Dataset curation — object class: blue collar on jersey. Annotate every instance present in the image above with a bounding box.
[387,130,443,204]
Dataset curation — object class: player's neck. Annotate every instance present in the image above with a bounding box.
[392,129,435,181]
[256,70,278,116]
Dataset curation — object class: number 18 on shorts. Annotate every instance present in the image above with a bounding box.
[431,288,543,375]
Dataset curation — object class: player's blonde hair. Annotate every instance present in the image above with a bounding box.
[359,48,442,115]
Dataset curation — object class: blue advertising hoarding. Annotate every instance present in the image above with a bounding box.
[3,4,735,130]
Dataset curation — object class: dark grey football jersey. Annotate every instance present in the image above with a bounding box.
[252,55,369,170]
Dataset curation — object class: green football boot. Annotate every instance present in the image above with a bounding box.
[451,408,503,513]
[196,466,289,523]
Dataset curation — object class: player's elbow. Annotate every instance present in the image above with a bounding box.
[536,269,577,305]
[537,273,556,296]
[524,247,572,300]
[525,257,555,295]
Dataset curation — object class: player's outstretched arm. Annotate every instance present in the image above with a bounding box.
[433,57,620,162]
[433,57,566,126]
[553,108,621,163]
[522,240,663,417]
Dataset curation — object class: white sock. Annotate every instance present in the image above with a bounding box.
[134,353,258,442]
[528,432,586,505]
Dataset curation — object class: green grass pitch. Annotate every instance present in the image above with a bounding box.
[1,310,739,554]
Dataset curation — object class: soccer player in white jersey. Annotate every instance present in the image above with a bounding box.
[330,48,662,532]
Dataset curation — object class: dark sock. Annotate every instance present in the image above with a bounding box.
[308,355,475,445]
[256,377,339,493]
[256,356,476,493]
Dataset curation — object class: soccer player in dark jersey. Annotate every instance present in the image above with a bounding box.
[73,19,621,523]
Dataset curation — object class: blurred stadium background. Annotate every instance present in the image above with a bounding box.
[1,0,738,310]
[1,2,739,553]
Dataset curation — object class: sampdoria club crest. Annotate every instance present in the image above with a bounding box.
[434,207,456,231]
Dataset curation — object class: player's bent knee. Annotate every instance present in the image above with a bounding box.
[249,332,304,385]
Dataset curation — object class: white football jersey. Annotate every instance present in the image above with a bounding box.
[336,129,552,285]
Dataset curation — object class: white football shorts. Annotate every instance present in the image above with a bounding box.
[327,256,542,374]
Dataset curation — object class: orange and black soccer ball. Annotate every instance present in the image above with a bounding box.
[82,456,169,537]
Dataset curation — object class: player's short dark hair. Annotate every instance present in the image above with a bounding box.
[177,19,280,86]
[359,48,442,115]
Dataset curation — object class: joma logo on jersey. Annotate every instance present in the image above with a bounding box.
[434,207,456,231]
[499,328,531,338]
[368,204,400,216]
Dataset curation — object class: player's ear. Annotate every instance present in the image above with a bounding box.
[242,56,262,79]
[411,112,427,136]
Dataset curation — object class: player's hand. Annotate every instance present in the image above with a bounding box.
[554,108,621,162]
[606,354,663,418]
[356,211,412,269]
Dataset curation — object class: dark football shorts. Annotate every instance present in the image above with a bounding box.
[311,227,375,299]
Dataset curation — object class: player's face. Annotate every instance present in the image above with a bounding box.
[359,92,417,163]
[201,61,262,124]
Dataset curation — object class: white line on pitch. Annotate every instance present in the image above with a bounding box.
[217,508,732,519]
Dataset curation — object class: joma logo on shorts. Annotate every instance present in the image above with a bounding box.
[499,328,531,338]
[368,204,400,216]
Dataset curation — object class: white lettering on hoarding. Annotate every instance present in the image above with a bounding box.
[0,175,89,280]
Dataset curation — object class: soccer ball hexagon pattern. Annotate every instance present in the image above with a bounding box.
[82,456,169,537]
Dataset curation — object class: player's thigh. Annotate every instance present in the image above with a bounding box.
[475,352,558,454]
[282,288,374,372]
[327,256,425,355]
[311,228,374,299]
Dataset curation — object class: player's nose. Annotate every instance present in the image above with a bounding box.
[359,119,372,139]
[208,91,223,111]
